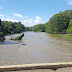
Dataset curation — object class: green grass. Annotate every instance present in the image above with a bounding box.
[49,34,72,43]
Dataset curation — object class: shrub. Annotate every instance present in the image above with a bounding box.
[12,33,24,40]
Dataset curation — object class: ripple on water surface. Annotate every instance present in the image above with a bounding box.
[0,32,72,66]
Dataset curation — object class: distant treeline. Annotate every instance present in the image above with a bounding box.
[25,24,46,32]
[25,9,72,34]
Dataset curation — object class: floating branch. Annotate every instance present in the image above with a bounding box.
[12,33,24,40]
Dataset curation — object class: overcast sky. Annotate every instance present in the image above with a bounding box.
[0,0,72,27]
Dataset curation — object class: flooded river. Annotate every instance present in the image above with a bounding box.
[0,32,72,66]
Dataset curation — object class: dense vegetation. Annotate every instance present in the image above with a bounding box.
[0,32,5,41]
[1,21,25,35]
[0,19,25,41]
[25,24,46,32]
[0,19,5,41]
[26,10,72,34]
[32,24,45,32]
[25,27,32,31]
[45,14,70,33]
[66,18,72,33]
[0,9,72,41]
[12,33,24,40]
[45,10,72,33]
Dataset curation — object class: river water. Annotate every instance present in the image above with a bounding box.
[0,32,72,66]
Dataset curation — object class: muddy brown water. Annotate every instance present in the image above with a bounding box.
[0,32,72,66]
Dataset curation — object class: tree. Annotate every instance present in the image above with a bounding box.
[1,21,25,35]
[66,19,72,33]
[0,19,5,41]
[32,24,45,32]
[45,13,70,33]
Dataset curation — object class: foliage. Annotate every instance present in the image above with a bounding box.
[12,33,24,40]
[0,19,5,41]
[0,32,5,42]
[66,19,72,33]
[0,19,25,41]
[0,19,4,32]
[0,32,5,37]
[45,13,70,33]
[62,10,72,19]
[32,24,45,32]
[0,32,5,41]
[25,27,32,31]
[25,10,72,34]
[1,21,25,35]
[25,24,45,32]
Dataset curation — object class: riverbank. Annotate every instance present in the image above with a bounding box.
[49,34,72,43]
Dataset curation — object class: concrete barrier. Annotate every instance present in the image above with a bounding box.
[0,62,72,71]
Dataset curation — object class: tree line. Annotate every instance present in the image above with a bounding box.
[0,20,25,41]
[25,24,46,32]
[2,21,25,35]
[25,9,72,34]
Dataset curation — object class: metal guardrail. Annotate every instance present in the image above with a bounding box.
[0,62,72,71]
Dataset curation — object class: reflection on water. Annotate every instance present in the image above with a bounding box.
[0,32,72,66]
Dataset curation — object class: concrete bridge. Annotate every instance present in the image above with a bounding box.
[0,62,72,71]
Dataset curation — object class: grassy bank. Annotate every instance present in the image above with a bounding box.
[49,34,72,43]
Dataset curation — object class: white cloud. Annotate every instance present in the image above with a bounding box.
[1,18,18,22]
[13,13,23,18]
[7,16,16,19]
[1,16,18,22]
[35,16,42,24]
[68,0,72,5]
[0,14,44,27]
[65,0,72,5]
[0,14,18,22]
[0,14,4,18]
[21,16,44,27]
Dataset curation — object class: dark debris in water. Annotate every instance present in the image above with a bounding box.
[22,44,26,45]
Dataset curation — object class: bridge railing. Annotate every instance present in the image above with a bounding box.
[0,62,72,71]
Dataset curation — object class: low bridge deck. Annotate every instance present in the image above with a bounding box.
[0,62,72,71]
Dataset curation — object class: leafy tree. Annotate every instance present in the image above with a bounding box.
[32,24,45,32]
[1,21,25,35]
[0,19,5,41]
[66,19,72,33]
[0,19,25,41]
[45,12,70,33]
[25,27,32,31]
[0,32,5,41]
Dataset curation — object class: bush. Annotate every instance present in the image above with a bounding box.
[0,32,5,41]
[66,19,72,33]
[12,33,24,40]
